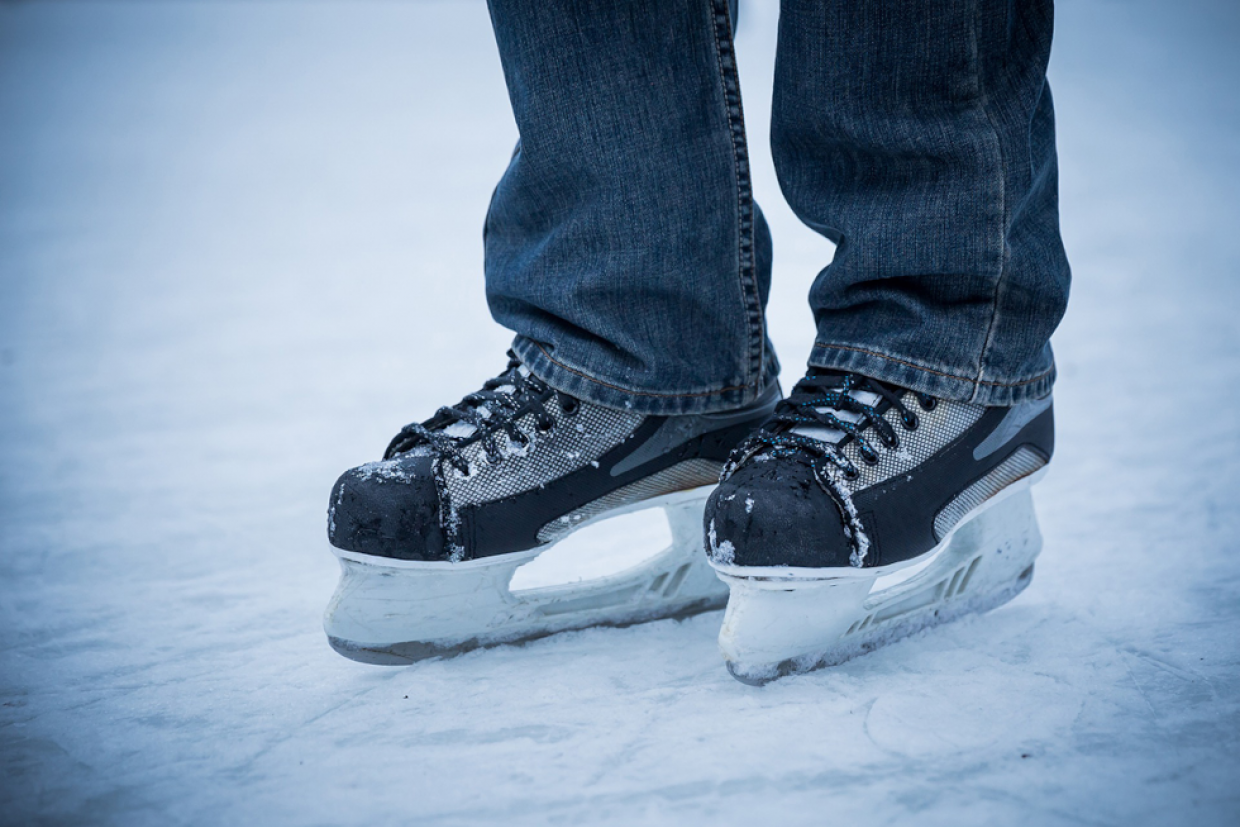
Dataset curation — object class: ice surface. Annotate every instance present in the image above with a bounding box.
[2,1,1239,825]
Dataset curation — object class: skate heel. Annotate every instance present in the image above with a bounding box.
[717,486,1043,685]
[324,487,727,664]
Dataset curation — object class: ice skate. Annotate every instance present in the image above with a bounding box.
[704,370,1053,684]
[325,352,780,664]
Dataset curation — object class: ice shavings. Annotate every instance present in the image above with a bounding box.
[328,482,345,535]
[434,462,467,563]
[707,519,736,565]
[745,495,754,514]
[494,431,533,461]
[813,464,871,567]
[443,421,477,439]
[356,458,418,483]
[505,436,533,459]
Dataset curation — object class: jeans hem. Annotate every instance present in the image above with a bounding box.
[514,337,777,416]
[809,342,1054,406]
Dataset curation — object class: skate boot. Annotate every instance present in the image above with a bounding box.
[325,352,780,664]
[705,369,1052,684]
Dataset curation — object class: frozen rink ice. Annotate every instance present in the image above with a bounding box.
[1,1,1238,824]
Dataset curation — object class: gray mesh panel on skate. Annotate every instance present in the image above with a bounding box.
[933,446,1046,540]
[445,401,645,508]
[843,396,984,490]
[535,459,722,544]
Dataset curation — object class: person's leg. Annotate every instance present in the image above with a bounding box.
[484,0,778,416]
[322,0,788,663]
[772,0,1069,405]
[703,0,1069,682]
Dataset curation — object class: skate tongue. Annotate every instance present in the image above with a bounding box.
[791,389,882,446]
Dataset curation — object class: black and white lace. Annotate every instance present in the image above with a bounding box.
[723,370,937,482]
[384,352,580,475]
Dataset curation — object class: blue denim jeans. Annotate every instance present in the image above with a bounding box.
[484,0,1070,414]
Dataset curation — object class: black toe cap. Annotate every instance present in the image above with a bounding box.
[706,459,853,569]
[327,453,447,561]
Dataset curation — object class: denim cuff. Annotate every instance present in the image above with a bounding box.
[514,336,782,417]
[809,342,1055,406]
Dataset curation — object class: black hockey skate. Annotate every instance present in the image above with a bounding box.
[704,369,1053,684]
[325,352,780,664]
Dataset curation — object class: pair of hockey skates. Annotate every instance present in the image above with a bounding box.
[325,354,1052,684]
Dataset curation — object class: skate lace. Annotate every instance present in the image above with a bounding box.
[723,370,937,482]
[383,351,578,475]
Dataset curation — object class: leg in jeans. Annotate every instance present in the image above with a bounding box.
[706,0,1069,682]
[772,0,1070,405]
[324,1,780,663]
[484,0,778,415]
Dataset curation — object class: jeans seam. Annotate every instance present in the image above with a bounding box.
[812,341,1053,388]
[707,0,764,392]
[529,341,755,398]
[970,0,1010,403]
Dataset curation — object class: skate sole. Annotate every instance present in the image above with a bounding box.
[714,473,1046,684]
[324,486,728,664]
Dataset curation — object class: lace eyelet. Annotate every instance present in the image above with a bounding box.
[902,412,919,431]
[861,452,880,466]
[919,397,937,412]
[536,420,554,432]
[560,397,580,416]
[843,466,861,480]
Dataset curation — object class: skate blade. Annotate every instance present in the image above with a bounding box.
[323,486,727,664]
[716,483,1044,685]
